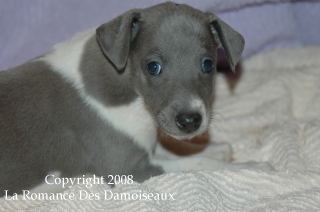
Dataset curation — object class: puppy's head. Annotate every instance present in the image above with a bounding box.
[96,3,244,140]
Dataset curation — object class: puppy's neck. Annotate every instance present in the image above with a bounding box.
[41,30,156,153]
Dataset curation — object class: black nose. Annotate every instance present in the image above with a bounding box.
[175,113,202,133]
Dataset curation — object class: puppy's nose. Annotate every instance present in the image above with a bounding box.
[175,113,202,133]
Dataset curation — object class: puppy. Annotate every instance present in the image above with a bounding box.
[0,2,245,196]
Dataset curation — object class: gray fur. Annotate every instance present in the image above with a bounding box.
[0,62,162,196]
[0,2,244,196]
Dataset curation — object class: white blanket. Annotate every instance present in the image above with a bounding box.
[1,47,320,211]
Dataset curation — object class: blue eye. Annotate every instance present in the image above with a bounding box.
[147,61,162,76]
[201,58,214,73]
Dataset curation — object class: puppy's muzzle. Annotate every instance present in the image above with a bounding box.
[175,112,202,133]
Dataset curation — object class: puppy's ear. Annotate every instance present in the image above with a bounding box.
[209,14,245,71]
[96,10,141,72]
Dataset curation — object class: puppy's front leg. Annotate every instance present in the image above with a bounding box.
[153,142,273,172]
[152,156,273,173]
[152,139,232,171]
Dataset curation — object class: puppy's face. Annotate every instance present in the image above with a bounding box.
[131,13,217,140]
[96,3,244,140]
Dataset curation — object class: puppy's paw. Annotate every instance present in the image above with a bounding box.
[200,143,232,162]
[152,157,229,172]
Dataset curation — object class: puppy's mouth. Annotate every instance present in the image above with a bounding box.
[156,111,209,141]
[157,128,209,144]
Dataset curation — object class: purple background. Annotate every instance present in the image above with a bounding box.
[1,0,320,70]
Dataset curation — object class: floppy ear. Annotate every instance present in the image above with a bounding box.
[96,10,141,72]
[209,15,245,71]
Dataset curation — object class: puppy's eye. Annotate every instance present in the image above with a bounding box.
[201,58,214,73]
[146,61,162,76]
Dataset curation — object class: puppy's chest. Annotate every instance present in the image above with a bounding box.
[85,95,157,154]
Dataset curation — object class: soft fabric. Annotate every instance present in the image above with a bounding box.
[1,0,320,70]
[1,46,320,211]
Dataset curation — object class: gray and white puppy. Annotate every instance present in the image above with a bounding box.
[0,2,245,196]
